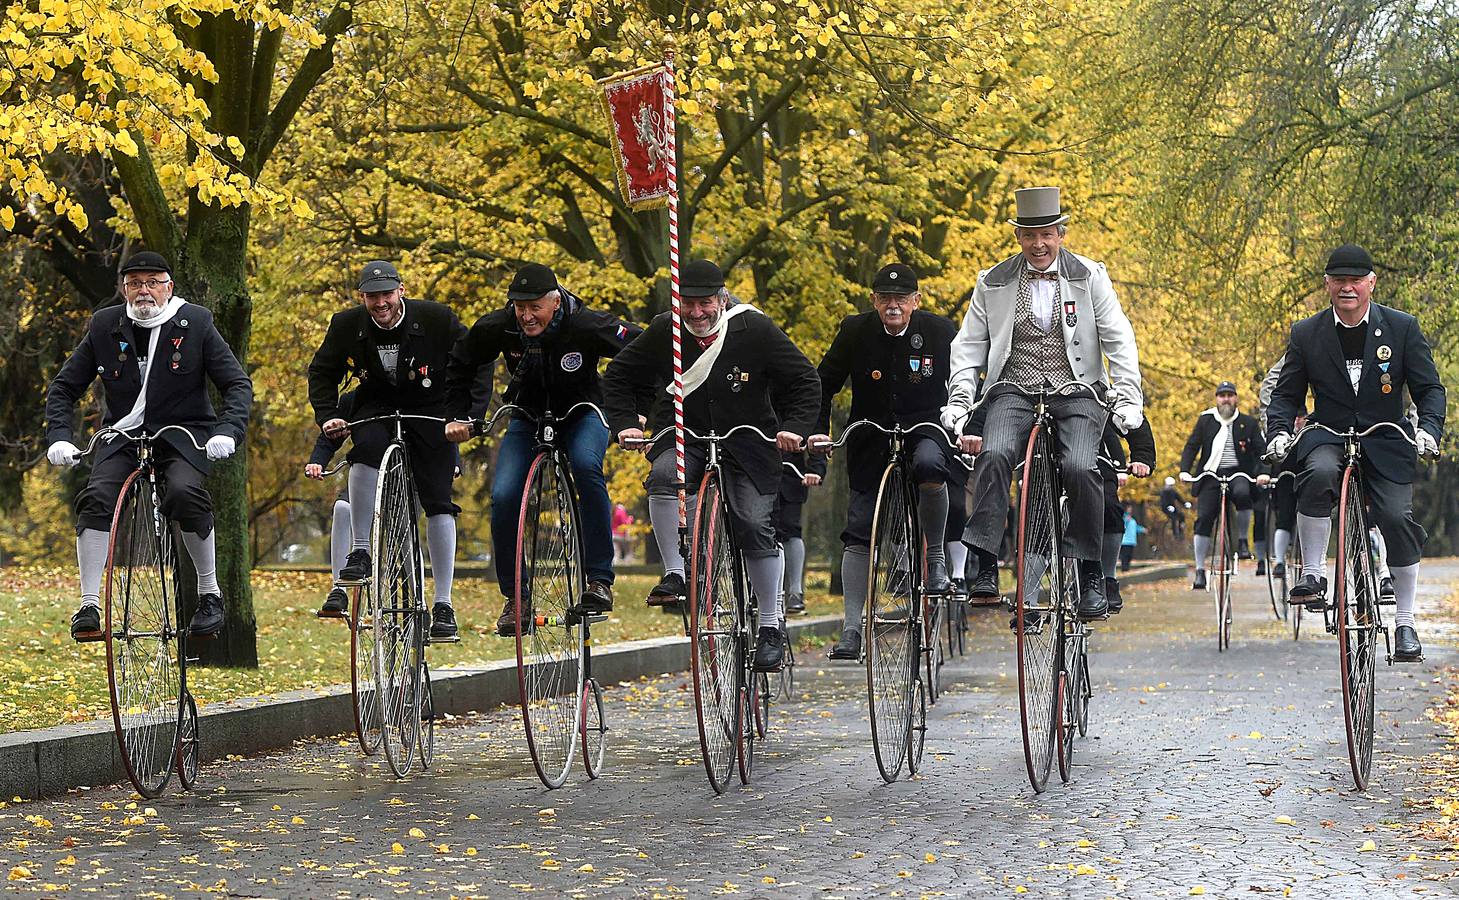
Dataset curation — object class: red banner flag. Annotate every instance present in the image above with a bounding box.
[597,64,673,211]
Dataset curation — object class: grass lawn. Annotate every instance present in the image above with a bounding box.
[0,566,843,734]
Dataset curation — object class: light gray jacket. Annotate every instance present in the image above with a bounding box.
[943,248,1143,427]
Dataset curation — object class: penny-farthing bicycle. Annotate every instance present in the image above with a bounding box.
[74,426,208,798]
[476,401,612,789]
[1261,471,1303,639]
[1181,470,1260,652]
[810,420,964,783]
[332,412,447,777]
[627,425,784,793]
[1269,421,1434,790]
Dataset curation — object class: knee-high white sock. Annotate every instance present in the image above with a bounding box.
[1273,528,1291,562]
[331,500,351,579]
[1370,528,1392,580]
[841,546,871,633]
[1193,535,1212,571]
[746,555,783,625]
[782,536,806,595]
[1297,513,1331,579]
[946,539,968,581]
[649,495,686,577]
[918,484,948,565]
[180,530,219,595]
[425,514,456,607]
[77,528,109,608]
[1391,563,1419,628]
[348,465,380,552]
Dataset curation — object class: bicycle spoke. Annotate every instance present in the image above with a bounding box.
[867,463,915,783]
[1016,426,1061,793]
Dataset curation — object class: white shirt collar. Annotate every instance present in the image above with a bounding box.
[884,323,911,337]
[1333,305,1369,328]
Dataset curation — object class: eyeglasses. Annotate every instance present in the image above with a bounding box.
[123,278,171,292]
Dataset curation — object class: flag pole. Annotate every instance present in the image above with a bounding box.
[663,54,688,551]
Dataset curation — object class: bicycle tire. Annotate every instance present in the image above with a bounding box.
[753,671,771,739]
[373,443,422,778]
[418,661,435,771]
[1336,465,1379,790]
[866,461,917,784]
[350,584,382,756]
[1014,424,1062,793]
[1214,498,1231,651]
[775,631,796,702]
[924,593,944,704]
[688,470,741,793]
[104,469,181,799]
[906,677,928,775]
[1290,530,1303,641]
[581,679,608,779]
[1264,491,1285,621]
[175,691,199,791]
[514,451,586,789]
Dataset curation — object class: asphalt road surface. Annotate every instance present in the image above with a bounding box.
[4,562,1459,898]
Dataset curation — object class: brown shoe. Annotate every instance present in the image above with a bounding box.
[496,596,533,637]
[578,581,613,614]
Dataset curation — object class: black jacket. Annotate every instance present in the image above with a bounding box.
[308,299,466,427]
[816,310,957,491]
[1179,410,1265,474]
[1100,418,1157,471]
[1268,303,1445,484]
[602,309,821,494]
[778,449,827,504]
[1159,484,1184,512]
[445,292,641,422]
[45,302,253,473]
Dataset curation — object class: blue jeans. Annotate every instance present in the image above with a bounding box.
[492,414,614,596]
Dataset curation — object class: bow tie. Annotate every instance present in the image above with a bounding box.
[1026,270,1059,282]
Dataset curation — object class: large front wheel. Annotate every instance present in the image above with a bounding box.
[1336,467,1378,790]
[373,443,423,778]
[689,471,742,793]
[515,451,586,789]
[104,470,182,799]
[866,461,918,784]
[1214,499,1233,652]
[1014,424,1062,793]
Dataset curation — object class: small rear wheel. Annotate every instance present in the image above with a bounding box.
[418,661,435,771]
[581,679,608,779]
[175,692,199,791]
[906,679,928,775]
[351,585,382,756]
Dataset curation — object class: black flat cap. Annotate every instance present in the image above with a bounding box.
[119,250,171,275]
[680,260,725,298]
[1325,244,1374,277]
[872,263,918,294]
[358,260,402,292]
[507,263,558,300]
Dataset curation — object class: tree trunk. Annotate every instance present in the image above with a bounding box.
[177,204,258,667]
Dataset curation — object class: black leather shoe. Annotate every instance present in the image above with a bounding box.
[924,559,951,594]
[1237,539,1252,560]
[785,592,807,616]
[828,629,861,660]
[1077,563,1109,620]
[1273,561,1286,580]
[647,572,686,606]
[319,587,349,618]
[71,604,102,642]
[1289,574,1328,610]
[1192,569,1207,591]
[430,602,458,639]
[1104,577,1124,615]
[1379,576,1395,600]
[1255,558,1267,576]
[577,581,614,614]
[339,549,371,583]
[1393,625,1423,662]
[970,564,1000,601]
[189,593,225,637]
[496,596,532,637]
[753,626,784,672]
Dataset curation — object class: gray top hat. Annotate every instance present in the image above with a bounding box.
[1008,186,1070,228]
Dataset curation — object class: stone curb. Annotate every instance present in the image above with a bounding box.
[0,615,844,802]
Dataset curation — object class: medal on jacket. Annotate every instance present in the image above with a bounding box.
[1377,345,1392,361]
[908,357,922,383]
[910,333,924,350]
[922,356,933,378]
[728,366,745,392]
[419,365,431,388]
[1064,299,1078,328]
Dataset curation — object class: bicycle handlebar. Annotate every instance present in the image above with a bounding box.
[620,423,785,451]
[1264,420,1435,463]
[943,380,1120,433]
[472,402,611,436]
[1180,470,1263,485]
[77,425,208,456]
[807,419,959,452]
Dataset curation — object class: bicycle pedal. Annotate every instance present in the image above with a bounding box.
[334,577,371,588]
[186,657,201,664]
[1377,598,1396,607]
[72,631,105,644]
[428,634,461,644]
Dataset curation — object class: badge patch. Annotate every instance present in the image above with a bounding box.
[1064,299,1077,328]
[1380,373,1392,385]
[616,324,629,341]
[561,352,584,372]
[1379,362,1390,373]
[1382,384,1393,394]
[871,370,882,381]
[909,358,921,373]
[1377,345,1392,361]
[910,333,924,350]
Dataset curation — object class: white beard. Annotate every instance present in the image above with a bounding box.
[127,301,163,321]
[686,318,719,338]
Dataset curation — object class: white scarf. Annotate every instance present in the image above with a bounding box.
[1202,405,1238,474]
[669,303,762,399]
[112,297,188,433]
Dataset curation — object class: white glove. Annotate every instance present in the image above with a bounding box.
[1111,402,1143,434]
[1267,432,1293,461]
[206,435,237,461]
[1418,430,1440,458]
[47,440,82,467]
[940,404,969,435]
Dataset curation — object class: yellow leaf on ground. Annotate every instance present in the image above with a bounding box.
[408,827,426,838]
[1190,888,1206,896]
[8,866,32,881]
[1359,840,1377,852]
[1274,815,1295,826]
[390,843,404,854]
